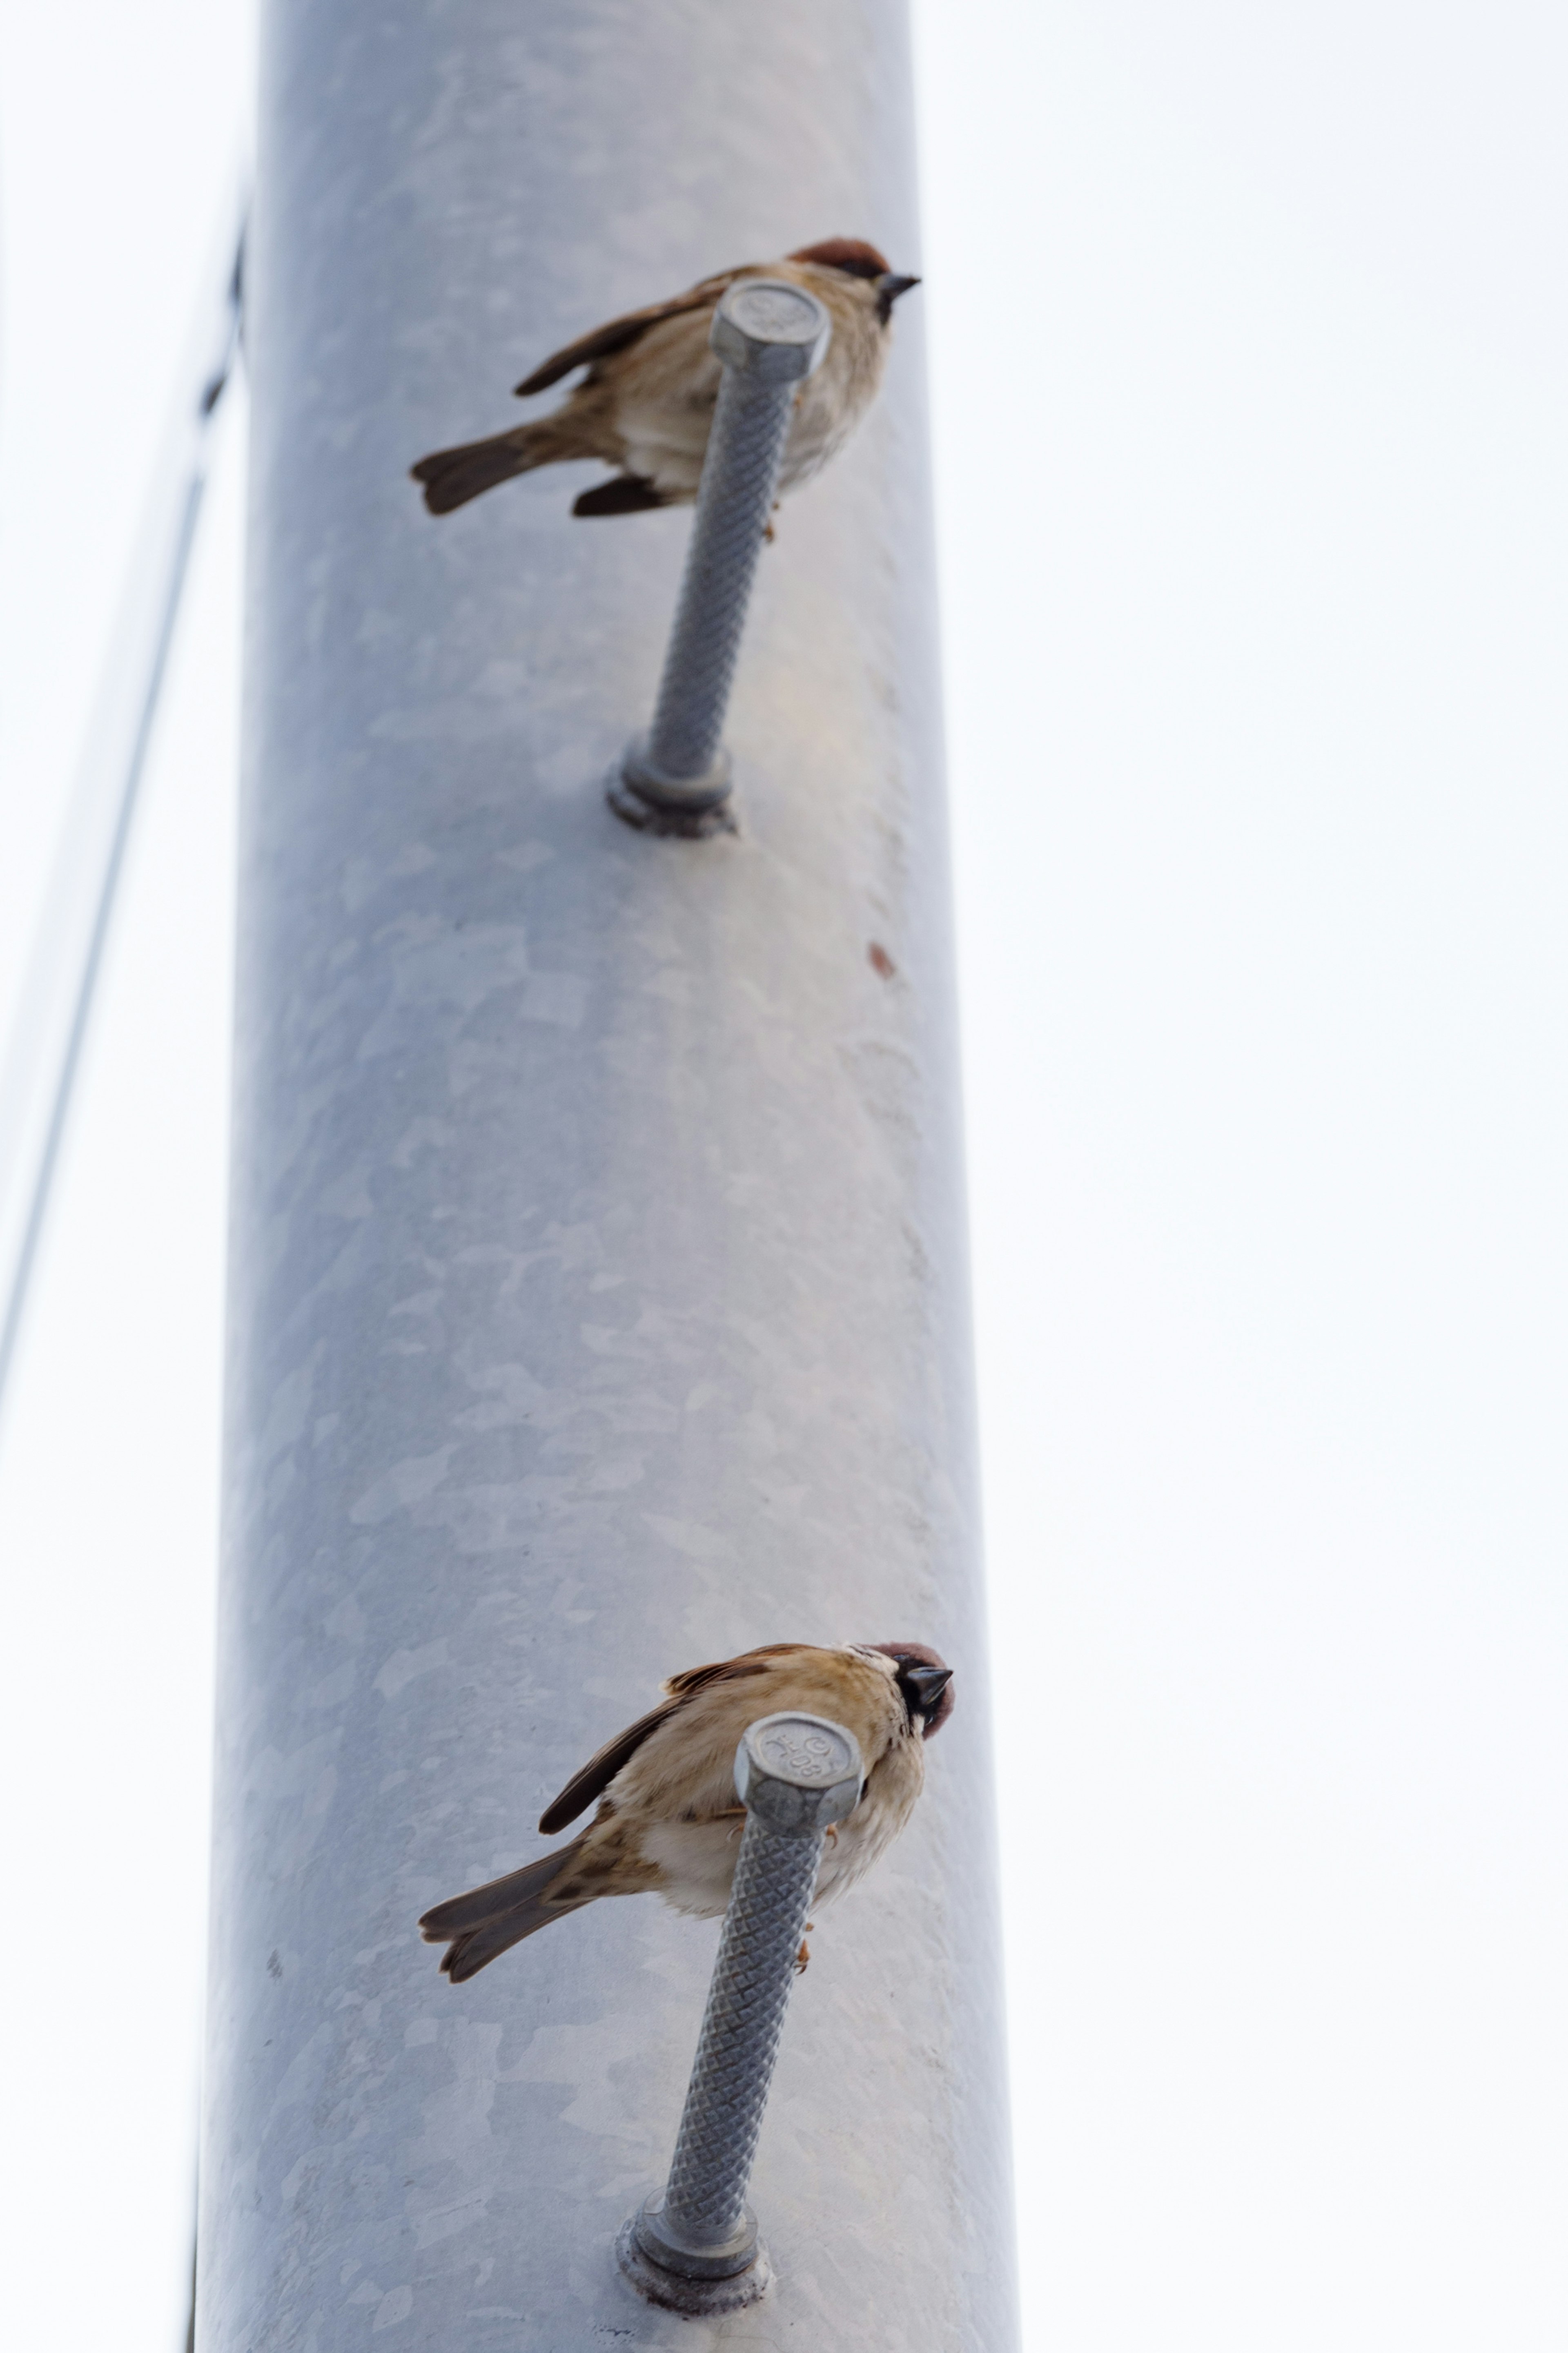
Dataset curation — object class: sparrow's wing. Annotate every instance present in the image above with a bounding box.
[513,268,741,397]
[536,1699,685,1833]
[661,1640,811,1698]
[572,474,673,516]
[536,1642,813,1833]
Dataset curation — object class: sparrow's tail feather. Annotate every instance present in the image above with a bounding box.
[419,1835,592,1980]
[419,1836,588,1937]
[440,1897,595,1982]
[410,423,573,515]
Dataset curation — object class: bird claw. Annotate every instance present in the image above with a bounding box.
[794,1938,811,1974]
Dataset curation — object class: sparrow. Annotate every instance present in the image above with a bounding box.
[410,238,920,519]
[418,1640,953,1983]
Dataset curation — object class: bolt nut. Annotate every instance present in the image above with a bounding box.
[734,1713,864,1836]
[710,279,831,382]
[633,2191,760,2279]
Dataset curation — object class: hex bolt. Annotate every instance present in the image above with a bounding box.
[608,278,831,840]
[615,1712,865,2314]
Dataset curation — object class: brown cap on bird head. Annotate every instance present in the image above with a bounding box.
[790,237,892,277]
[872,1642,955,1737]
[789,238,921,325]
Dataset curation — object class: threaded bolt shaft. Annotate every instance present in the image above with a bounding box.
[611,278,831,835]
[618,1712,864,2307]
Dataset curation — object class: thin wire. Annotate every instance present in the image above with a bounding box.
[0,229,243,1418]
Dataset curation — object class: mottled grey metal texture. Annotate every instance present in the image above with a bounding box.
[628,283,829,805]
[199,3,1019,2351]
[631,1713,864,2289]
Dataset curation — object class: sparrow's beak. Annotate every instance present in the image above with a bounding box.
[875,272,921,324]
[905,1662,952,1717]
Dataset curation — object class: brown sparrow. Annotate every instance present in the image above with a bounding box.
[419,1641,953,1983]
[410,239,920,518]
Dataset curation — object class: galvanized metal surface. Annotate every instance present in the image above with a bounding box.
[200,2,1017,2349]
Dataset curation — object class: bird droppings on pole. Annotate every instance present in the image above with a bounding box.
[200,4,1018,2348]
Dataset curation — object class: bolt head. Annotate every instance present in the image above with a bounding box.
[710,279,832,381]
[734,1713,864,1835]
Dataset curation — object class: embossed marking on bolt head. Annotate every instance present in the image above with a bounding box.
[710,280,831,380]
[734,1713,864,1834]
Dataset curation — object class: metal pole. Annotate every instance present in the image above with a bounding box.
[618,1713,865,2314]
[610,280,830,838]
[0,476,203,1413]
[200,4,1017,2350]
[0,231,242,1422]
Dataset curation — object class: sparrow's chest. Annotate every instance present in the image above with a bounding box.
[814,1733,924,1902]
[633,1723,922,1918]
[780,328,886,483]
[638,1813,748,1918]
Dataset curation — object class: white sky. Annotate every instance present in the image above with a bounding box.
[2,4,1566,2349]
